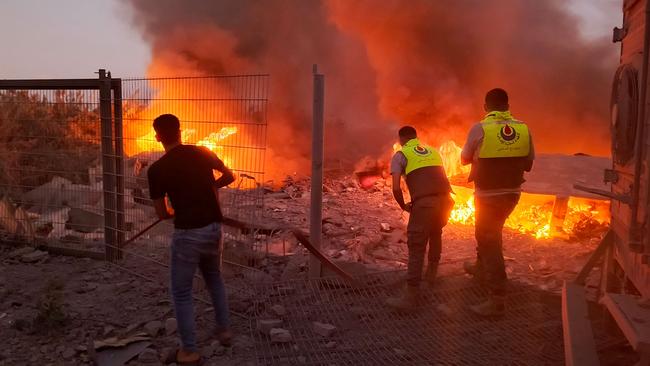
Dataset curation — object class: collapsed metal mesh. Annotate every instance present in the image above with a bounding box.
[251,272,565,366]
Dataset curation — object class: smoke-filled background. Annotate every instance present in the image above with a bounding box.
[122,0,617,177]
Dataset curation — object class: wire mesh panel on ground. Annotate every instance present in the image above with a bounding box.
[251,273,567,366]
[0,88,105,254]
[112,75,269,277]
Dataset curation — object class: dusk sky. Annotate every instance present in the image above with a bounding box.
[0,0,622,79]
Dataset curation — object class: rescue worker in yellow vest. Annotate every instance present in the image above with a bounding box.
[461,88,535,317]
[386,126,454,311]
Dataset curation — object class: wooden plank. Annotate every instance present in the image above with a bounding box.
[562,282,600,366]
[575,231,614,285]
[601,293,650,355]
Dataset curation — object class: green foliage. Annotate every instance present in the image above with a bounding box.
[0,90,100,194]
[32,279,68,333]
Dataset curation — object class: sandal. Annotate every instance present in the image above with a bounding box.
[163,348,204,365]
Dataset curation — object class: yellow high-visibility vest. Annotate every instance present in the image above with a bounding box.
[478,111,530,158]
[400,138,443,175]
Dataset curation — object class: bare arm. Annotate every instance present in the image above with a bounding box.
[392,175,411,212]
[152,198,174,220]
[214,165,235,188]
[461,123,483,165]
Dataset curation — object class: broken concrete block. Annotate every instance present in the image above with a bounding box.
[380,223,392,232]
[8,247,34,259]
[20,250,48,263]
[62,348,76,360]
[269,328,292,343]
[270,305,286,317]
[137,348,159,363]
[257,319,283,335]
[313,322,336,337]
[165,318,177,336]
[66,207,103,233]
[143,320,162,337]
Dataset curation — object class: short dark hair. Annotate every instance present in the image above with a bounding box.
[485,88,509,110]
[398,126,417,140]
[153,114,181,144]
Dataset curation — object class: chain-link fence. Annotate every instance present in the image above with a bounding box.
[0,85,106,256]
[0,74,270,271]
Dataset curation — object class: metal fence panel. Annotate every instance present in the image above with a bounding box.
[0,88,105,254]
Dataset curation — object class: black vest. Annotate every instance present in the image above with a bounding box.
[472,157,529,190]
[405,166,451,201]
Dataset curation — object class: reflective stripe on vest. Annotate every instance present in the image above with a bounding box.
[400,138,443,175]
[478,117,530,158]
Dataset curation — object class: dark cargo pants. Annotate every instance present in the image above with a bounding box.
[406,194,454,287]
[474,193,520,295]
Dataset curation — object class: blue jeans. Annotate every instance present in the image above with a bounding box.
[170,222,230,352]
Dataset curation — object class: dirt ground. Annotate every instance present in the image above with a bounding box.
[0,175,631,365]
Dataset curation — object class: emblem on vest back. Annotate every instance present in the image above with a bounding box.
[497,124,520,145]
[414,145,430,156]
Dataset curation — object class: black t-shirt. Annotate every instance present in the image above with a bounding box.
[147,144,225,229]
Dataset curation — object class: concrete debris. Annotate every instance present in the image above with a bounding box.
[94,334,151,350]
[313,322,336,337]
[20,250,48,263]
[270,305,286,317]
[0,199,34,241]
[325,341,337,349]
[143,320,162,337]
[137,348,160,363]
[66,207,103,233]
[8,247,35,259]
[380,223,392,232]
[257,319,283,335]
[164,317,177,336]
[95,341,151,366]
[269,328,292,343]
[62,348,76,360]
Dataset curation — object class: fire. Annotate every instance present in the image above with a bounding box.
[393,140,610,240]
[122,78,249,175]
[392,140,470,179]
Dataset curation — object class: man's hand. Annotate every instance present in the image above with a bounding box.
[153,198,174,220]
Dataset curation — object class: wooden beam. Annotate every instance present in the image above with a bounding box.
[562,281,600,366]
[601,293,650,357]
[575,230,614,285]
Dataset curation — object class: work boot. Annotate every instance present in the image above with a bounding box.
[424,263,438,285]
[385,285,420,311]
[463,261,478,276]
[469,295,505,317]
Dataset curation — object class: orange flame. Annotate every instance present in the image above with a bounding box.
[393,140,610,240]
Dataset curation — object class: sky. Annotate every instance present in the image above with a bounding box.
[0,0,623,79]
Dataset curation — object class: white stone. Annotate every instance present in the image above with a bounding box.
[20,250,48,263]
[257,319,283,335]
[312,322,336,337]
[270,305,286,316]
[270,328,292,343]
[165,318,177,336]
[143,320,162,337]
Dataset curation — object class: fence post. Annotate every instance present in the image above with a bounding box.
[112,79,125,260]
[99,69,117,262]
[309,65,325,278]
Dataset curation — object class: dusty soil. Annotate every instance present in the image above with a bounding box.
[0,175,628,365]
[0,248,256,366]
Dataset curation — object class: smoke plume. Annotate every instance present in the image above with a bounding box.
[123,0,616,177]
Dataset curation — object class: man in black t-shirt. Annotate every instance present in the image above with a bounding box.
[147,114,235,364]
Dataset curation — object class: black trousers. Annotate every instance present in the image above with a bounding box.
[474,193,520,295]
[406,194,454,287]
